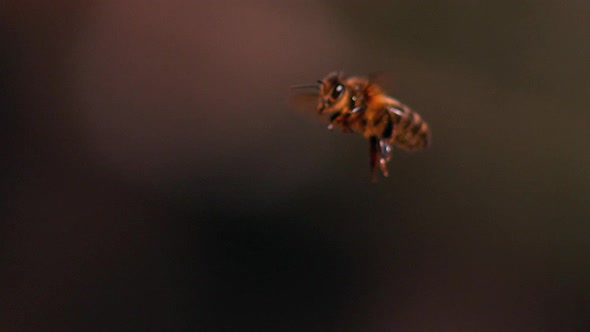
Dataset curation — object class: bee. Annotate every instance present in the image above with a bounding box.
[291,71,431,182]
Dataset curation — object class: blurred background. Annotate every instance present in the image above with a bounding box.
[1,0,589,330]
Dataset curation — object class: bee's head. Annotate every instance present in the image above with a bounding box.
[317,71,347,114]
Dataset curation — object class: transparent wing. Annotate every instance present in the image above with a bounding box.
[287,91,319,114]
[368,71,397,93]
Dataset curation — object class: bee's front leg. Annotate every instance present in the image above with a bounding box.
[328,112,352,132]
[327,112,340,131]
[351,104,366,114]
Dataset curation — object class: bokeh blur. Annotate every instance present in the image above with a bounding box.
[2,1,589,330]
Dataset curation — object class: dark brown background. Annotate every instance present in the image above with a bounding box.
[2,1,589,330]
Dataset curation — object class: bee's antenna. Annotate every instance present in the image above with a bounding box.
[290,84,320,90]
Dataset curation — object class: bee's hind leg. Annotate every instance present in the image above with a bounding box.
[378,140,392,177]
[377,112,394,177]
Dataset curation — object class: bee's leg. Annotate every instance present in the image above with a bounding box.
[340,114,353,133]
[378,140,392,177]
[328,112,352,132]
[327,112,340,131]
[369,136,379,183]
[351,104,366,114]
[378,114,394,177]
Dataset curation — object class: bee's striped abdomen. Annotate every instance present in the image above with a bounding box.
[389,105,431,151]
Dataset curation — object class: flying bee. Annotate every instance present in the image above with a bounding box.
[291,71,431,182]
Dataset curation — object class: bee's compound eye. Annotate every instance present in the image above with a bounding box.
[331,84,344,100]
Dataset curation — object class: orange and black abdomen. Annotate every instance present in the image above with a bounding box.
[390,105,431,151]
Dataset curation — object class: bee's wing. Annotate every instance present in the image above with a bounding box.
[368,71,397,93]
[288,91,319,114]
